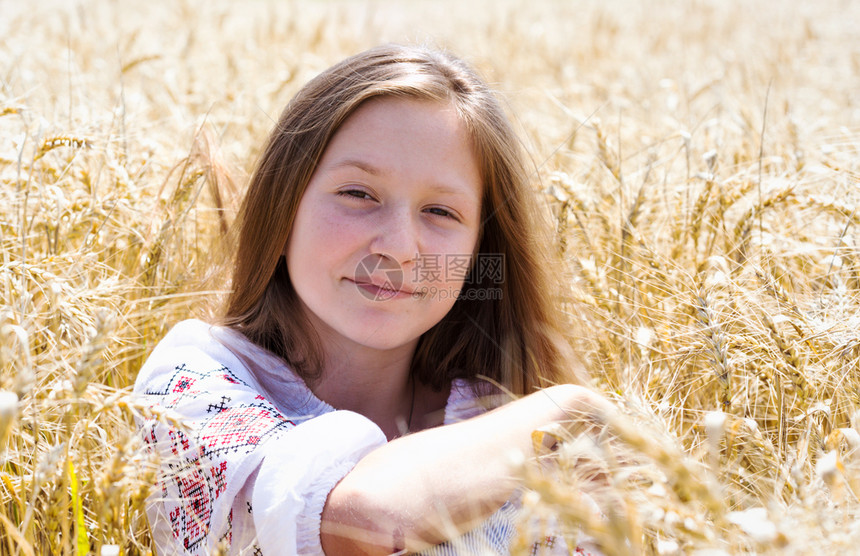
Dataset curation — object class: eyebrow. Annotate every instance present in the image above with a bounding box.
[330,158,384,176]
[329,158,479,199]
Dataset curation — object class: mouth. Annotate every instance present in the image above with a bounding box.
[347,278,415,299]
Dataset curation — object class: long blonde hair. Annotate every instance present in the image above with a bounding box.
[223,44,579,395]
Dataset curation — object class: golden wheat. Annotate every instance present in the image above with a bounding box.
[1,0,859,554]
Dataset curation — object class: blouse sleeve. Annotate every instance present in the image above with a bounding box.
[133,320,386,555]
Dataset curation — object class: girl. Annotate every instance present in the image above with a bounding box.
[135,44,610,555]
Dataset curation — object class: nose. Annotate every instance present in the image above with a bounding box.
[368,204,419,267]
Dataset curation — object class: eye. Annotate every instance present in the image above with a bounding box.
[424,206,460,221]
[337,188,375,201]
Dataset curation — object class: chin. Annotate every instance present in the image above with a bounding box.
[348,337,416,353]
[337,322,427,352]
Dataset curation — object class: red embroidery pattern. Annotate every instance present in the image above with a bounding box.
[200,405,287,453]
[177,466,211,548]
[219,508,233,548]
[529,536,598,555]
[142,363,297,553]
[211,461,228,496]
[173,376,196,392]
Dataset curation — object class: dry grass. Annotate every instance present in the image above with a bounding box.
[1,0,859,554]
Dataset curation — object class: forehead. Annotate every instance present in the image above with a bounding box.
[333,95,469,146]
[318,96,483,196]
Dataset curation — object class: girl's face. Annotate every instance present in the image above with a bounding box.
[286,97,483,355]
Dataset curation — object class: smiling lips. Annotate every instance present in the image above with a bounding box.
[349,278,416,298]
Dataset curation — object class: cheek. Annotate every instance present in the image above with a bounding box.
[287,204,370,285]
[413,238,480,290]
[289,200,347,253]
[447,233,481,284]
[286,202,331,278]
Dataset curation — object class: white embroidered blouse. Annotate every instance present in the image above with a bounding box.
[134,319,589,555]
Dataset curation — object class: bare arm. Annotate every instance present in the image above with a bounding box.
[320,384,612,555]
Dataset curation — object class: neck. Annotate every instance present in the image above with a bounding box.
[310,334,417,440]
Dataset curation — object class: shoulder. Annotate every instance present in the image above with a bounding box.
[134,319,332,419]
[133,319,259,396]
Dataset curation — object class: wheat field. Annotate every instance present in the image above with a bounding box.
[1,0,859,554]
